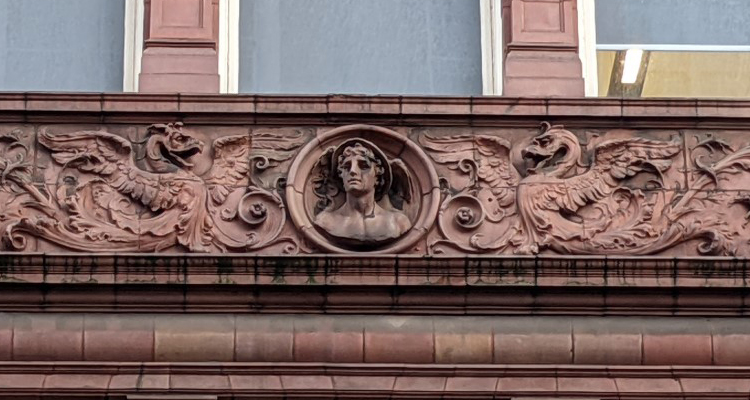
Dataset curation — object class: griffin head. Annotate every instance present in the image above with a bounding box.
[146,122,204,170]
[521,123,580,176]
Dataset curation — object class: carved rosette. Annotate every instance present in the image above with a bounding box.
[286,125,440,253]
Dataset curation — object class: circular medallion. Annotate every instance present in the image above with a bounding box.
[286,124,440,253]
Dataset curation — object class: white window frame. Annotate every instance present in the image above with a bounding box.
[218,0,504,95]
[219,0,240,93]
[480,0,503,95]
[123,0,145,92]
[122,0,606,96]
[597,44,750,52]
[578,0,598,97]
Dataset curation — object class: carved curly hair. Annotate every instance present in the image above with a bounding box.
[336,143,386,192]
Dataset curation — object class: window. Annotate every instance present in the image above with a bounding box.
[0,0,126,92]
[0,0,502,95]
[235,0,484,95]
[593,0,750,98]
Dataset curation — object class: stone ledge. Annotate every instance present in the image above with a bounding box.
[0,253,746,287]
[1,314,749,365]
[0,281,746,316]
[0,363,747,399]
[1,93,750,127]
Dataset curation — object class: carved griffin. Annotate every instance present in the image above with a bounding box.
[0,123,306,253]
[422,123,735,255]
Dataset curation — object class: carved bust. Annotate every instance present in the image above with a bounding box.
[314,139,412,245]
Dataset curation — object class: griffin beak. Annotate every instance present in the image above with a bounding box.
[522,146,552,173]
[169,142,203,169]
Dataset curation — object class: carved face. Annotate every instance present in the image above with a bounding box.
[337,144,384,196]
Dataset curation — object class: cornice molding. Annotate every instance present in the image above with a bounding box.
[1,92,750,127]
[1,253,747,285]
[0,253,747,315]
[3,361,750,377]
[0,362,748,399]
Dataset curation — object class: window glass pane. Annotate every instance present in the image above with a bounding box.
[0,0,125,92]
[238,0,482,95]
[595,0,750,98]
[597,50,750,98]
[596,0,750,46]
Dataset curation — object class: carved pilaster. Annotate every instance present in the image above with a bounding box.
[502,0,585,96]
[139,0,220,93]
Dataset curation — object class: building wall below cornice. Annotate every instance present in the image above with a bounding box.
[1,313,747,366]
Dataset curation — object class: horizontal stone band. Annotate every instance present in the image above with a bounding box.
[0,313,747,365]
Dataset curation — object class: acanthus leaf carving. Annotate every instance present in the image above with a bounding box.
[0,123,306,254]
[422,123,745,256]
[419,132,521,253]
[5,121,750,256]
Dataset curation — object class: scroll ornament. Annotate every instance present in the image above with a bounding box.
[421,123,749,256]
[0,123,306,253]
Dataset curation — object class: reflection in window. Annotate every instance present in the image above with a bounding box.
[595,0,750,98]
[238,0,482,95]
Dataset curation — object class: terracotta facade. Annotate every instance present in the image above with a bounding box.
[2,94,750,398]
[1,0,749,398]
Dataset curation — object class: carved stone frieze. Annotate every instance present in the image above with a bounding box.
[3,121,750,256]
[0,123,309,254]
[420,123,745,256]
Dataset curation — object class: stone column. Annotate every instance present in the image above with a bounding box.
[139,0,220,93]
[502,0,584,96]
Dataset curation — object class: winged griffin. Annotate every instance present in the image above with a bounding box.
[421,123,737,255]
[0,123,305,253]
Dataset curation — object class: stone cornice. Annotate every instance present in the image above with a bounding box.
[1,253,747,286]
[0,253,747,315]
[4,361,750,377]
[0,362,748,399]
[1,92,750,127]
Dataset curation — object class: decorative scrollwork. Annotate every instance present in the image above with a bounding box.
[0,124,306,254]
[5,120,750,257]
[422,123,750,256]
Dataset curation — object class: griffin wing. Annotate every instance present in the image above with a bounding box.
[250,129,308,170]
[204,134,251,204]
[544,137,681,213]
[420,133,517,205]
[38,130,173,210]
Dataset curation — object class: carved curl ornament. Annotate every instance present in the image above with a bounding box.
[2,122,750,256]
[421,123,741,256]
[0,123,308,254]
